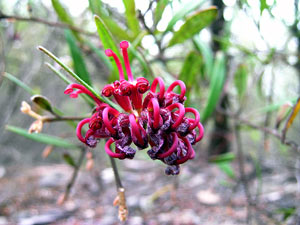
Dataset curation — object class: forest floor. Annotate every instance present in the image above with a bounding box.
[0,150,297,225]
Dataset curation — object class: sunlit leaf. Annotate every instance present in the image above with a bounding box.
[89,1,131,41]
[65,29,91,85]
[63,153,76,167]
[3,72,37,95]
[234,64,248,99]
[281,97,300,142]
[51,0,81,41]
[165,0,206,32]
[154,0,170,25]
[201,52,226,122]
[102,17,132,41]
[6,125,78,149]
[168,7,218,46]
[122,0,140,36]
[260,0,268,15]
[88,0,102,16]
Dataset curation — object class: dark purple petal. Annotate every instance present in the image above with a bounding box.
[116,145,136,159]
[176,117,190,136]
[163,153,177,165]
[86,135,98,148]
[165,165,180,175]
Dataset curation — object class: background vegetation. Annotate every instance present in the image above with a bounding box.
[1,0,300,224]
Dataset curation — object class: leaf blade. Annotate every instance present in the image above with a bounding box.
[201,52,226,122]
[165,0,206,32]
[65,29,91,85]
[3,72,37,95]
[169,7,218,46]
[234,64,248,100]
[122,0,140,36]
[6,125,78,149]
[154,0,170,25]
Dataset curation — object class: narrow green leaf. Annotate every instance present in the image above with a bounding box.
[65,29,91,85]
[169,7,218,46]
[3,72,37,95]
[38,46,101,101]
[45,63,105,107]
[257,71,265,98]
[31,95,54,113]
[6,125,78,148]
[45,63,72,85]
[63,153,76,167]
[154,0,170,25]
[94,15,122,81]
[209,152,235,163]
[122,0,140,36]
[89,0,131,41]
[88,0,102,16]
[51,0,81,41]
[253,98,298,114]
[201,52,226,122]
[216,162,235,179]
[193,36,214,78]
[102,17,132,41]
[165,0,205,33]
[234,64,248,99]
[179,51,202,102]
[39,46,121,111]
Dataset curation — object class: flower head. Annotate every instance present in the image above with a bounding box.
[65,41,204,175]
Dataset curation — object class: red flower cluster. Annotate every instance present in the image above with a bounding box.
[64,41,204,175]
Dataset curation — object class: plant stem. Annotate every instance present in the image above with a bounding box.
[43,116,87,122]
[109,156,123,189]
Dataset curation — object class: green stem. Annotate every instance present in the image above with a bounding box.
[109,156,123,189]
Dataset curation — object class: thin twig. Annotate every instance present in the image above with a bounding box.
[217,108,300,153]
[43,116,87,122]
[0,13,98,38]
[60,147,85,203]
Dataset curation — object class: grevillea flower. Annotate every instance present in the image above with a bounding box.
[65,41,204,175]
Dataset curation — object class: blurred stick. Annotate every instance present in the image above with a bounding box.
[234,123,252,223]
[218,109,300,153]
[58,147,85,204]
[0,13,97,38]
